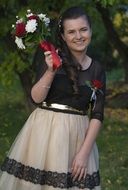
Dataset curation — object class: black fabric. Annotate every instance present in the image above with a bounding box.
[32,59,106,122]
[1,157,100,189]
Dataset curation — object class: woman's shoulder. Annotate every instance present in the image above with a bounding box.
[91,59,105,74]
[92,59,104,69]
[85,59,105,81]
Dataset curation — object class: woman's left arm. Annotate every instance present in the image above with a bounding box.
[71,63,106,181]
[80,118,102,156]
[71,119,101,181]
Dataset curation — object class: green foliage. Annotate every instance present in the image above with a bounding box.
[94,0,120,6]
[0,81,28,162]
[106,67,125,82]
[113,11,128,40]
[0,52,28,85]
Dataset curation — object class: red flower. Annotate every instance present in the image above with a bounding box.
[15,22,26,37]
[91,80,103,89]
[28,15,39,20]
[40,41,61,70]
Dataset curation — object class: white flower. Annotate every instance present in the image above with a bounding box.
[12,24,15,28]
[43,17,50,26]
[25,19,38,33]
[27,9,31,13]
[16,18,23,24]
[38,13,46,20]
[38,13,50,26]
[15,37,25,49]
[26,13,33,18]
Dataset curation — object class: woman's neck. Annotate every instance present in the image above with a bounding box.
[71,50,91,70]
[71,50,87,64]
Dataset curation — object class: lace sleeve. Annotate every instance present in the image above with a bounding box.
[90,64,106,122]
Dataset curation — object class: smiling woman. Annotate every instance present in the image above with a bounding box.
[62,17,92,54]
[0,6,106,190]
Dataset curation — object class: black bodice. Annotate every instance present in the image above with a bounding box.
[32,51,106,122]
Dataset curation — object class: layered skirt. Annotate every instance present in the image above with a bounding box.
[0,108,100,190]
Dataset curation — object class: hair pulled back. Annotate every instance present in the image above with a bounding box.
[57,6,91,95]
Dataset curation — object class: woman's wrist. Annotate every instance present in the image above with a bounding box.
[80,146,91,158]
[80,120,101,157]
[47,67,56,74]
[37,68,56,90]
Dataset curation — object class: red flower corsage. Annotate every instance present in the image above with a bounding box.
[91,80,103,89]
[90,80,103,109]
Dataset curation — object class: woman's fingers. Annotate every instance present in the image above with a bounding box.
[83,167,87,179]
[71,159,78,176]
[72,165,87,181]
[78,167,87,181]
[44,51,53,63]
[72,167,81,181]
[44,51,51,56]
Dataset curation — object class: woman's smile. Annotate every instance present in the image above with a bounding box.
[74,40,86,46]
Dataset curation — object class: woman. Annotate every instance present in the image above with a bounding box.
[0,6,106,190]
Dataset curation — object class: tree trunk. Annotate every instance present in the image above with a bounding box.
[16,69,36,112]
[96,3,128,82]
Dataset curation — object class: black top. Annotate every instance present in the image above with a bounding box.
[32,52,106,122]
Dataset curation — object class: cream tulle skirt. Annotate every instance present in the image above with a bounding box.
[0,108,101,190]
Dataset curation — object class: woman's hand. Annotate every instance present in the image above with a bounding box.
[44,51,54,72]
[44,50,62,72]
[71,150,89,181]
[71,119,101,182]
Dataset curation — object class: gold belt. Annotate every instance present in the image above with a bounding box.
[41,102,84,114]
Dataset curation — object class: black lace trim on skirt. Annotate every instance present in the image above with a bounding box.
[1,157,100,189]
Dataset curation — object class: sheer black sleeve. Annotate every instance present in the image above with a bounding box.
[90,63,106,122]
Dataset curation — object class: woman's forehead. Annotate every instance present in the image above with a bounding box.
[63,17,89,29]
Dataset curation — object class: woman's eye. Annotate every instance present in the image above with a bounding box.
[81,28,88,31]
[68,31,74,34]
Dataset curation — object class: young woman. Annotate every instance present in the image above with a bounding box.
[0,6,106,190]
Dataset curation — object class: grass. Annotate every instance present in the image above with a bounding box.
[0,74,128,190]
[98,110,128,190]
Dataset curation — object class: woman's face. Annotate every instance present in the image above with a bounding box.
[62,16,92,54]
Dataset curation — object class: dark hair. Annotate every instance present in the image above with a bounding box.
[59,7,91,33]
[57,6,91,95]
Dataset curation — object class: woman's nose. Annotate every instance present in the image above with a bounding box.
[75,31,81,39]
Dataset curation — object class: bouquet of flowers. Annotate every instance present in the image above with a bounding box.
[12,9,61,69]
